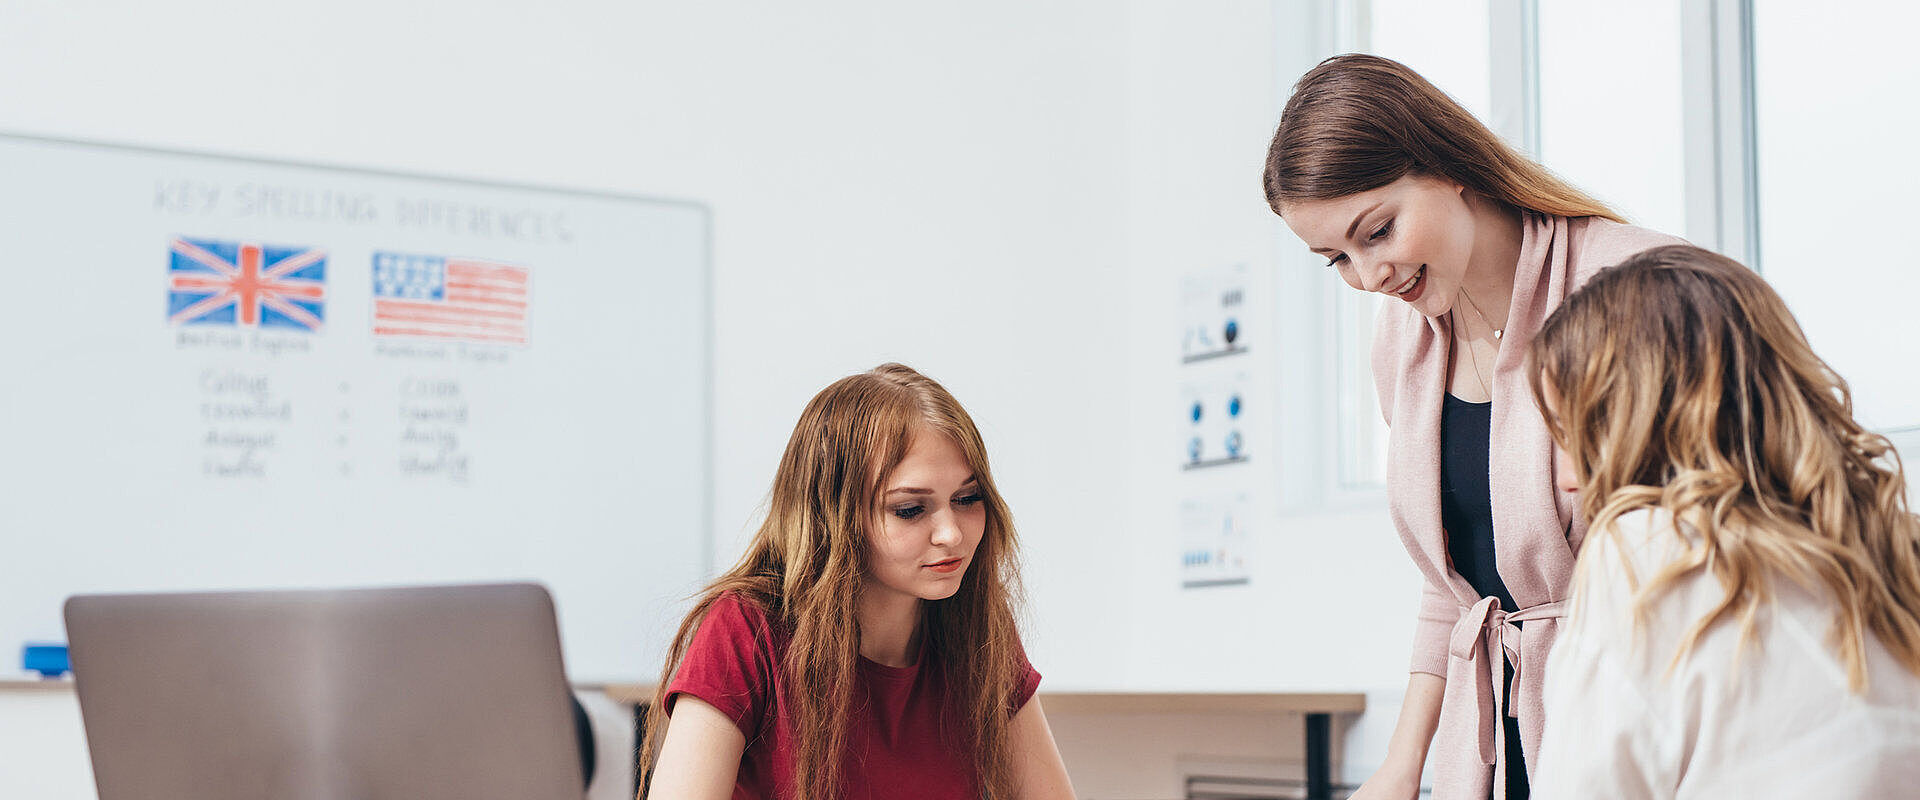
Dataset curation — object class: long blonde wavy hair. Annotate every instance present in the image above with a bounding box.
[1264,53,1622,222]
[1529,245,1920,689]
[640,363,1028,799]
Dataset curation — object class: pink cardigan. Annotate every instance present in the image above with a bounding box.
[1370,213,1685,800]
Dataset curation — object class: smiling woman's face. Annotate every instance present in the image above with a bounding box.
[1280,174,1480,320]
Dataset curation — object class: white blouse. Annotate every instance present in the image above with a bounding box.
[1533,508,1920,799]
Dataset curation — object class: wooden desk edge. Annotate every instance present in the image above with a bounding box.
[3,679,1363,716]
[0,677,76,693]
[1033,692,1365,715]
[589,684,1364,715]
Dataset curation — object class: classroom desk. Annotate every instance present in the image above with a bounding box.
[597,684,1366,800]
[7,678,1365,800]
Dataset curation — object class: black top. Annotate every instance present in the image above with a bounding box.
[1440,393,1520,613]
[1440,392,1530,799]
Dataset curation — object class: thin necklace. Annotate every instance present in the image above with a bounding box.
[1458,286,1506,340]
[1452,310,1492,398]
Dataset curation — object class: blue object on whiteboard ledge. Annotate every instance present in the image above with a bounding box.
[22,643,70,678]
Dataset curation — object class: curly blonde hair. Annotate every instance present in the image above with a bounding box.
[1530,245,1920,690]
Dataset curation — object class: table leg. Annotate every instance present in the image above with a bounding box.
[1305,711,1331,800]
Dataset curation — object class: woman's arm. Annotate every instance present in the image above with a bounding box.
[644,696,746,800]
[1349,576,1454,799]
[1010,697,1076,800]
[1347,671,1443,800]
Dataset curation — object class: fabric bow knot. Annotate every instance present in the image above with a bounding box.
[1447,595,1566,766]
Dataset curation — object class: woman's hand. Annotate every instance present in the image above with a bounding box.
[1345,758,1423,800]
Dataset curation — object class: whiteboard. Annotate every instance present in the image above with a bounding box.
[0,134,710,682]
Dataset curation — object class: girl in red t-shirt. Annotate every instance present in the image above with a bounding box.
[641,363,1075,800]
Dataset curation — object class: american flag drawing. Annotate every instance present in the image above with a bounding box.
[167,237,327,330]
[371,252,530,345]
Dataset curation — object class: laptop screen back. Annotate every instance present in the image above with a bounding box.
[65,583,582,800]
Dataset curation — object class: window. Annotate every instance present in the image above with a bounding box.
[1537,0,1687,234]
[1367,0,1493,121]
[1752,0,1920,431]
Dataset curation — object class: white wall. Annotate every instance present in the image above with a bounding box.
[1116,0,1420,691]
[0,0,1424,795]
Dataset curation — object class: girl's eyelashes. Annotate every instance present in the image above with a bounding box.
[889,491,984,520]
[1323,219,1393,267]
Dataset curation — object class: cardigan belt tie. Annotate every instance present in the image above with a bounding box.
[1447,595,1567,766]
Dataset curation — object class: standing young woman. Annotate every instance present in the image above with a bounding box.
[639,363,1075,800]
[1261,55,1685,800]
[1528,246,1920,797]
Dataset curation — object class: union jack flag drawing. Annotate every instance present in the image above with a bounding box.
[167,237,327,331]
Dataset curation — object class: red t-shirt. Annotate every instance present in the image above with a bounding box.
[664,593,1041,800]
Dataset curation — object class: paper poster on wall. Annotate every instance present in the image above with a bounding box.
[1180,370,1252,470]
[1180,492,1251,589]
[1181,263,1250,363]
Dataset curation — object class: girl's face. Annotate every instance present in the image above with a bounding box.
[866,429,987,604]
[1280,174,1479,320]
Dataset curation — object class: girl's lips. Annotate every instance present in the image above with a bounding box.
[925,558,964,574]
[1396,266,1427,303]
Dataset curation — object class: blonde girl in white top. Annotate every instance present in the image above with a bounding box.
[1524,245,1920,798]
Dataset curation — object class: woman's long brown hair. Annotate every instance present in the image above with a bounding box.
[640,363,1028,799]
[1529,245,1920,689]
[1264,53,1622,221]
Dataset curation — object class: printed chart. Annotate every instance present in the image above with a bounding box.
[1176,263,1259,589]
